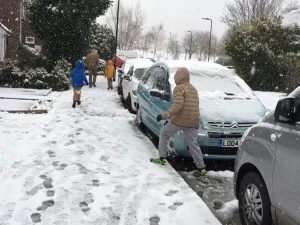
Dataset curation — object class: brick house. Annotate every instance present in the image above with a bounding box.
[0,22,11,60]
[0,0,42,59]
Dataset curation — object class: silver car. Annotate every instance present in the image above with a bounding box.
[234,86,300,225]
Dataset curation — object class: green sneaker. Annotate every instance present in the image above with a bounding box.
[150,157,166,165]
[193,168,207,177]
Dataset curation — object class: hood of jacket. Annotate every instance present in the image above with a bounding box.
[75,60,85,70]
[174,67,190,85]
[107,60,113,66]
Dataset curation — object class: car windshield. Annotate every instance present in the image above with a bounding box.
[134,68,147,80]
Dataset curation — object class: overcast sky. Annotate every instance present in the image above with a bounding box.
[98,0,230,39]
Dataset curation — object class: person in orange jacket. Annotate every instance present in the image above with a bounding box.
[104,59,115,90]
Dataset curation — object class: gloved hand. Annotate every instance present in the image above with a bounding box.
[113,77,116,82]
[86,82,89,86]
[156,114,162,122]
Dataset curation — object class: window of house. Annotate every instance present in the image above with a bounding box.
[25,37,35,44]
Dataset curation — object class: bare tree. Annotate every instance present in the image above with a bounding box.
[222,0,283,28]
[106,1,145,50]
[191,31,218,61]
[182,32,198,60]
[146,24,165,58]
[167,34,181,59]
[140,32,152,57]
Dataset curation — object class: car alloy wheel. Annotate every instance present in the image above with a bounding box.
[238,172,272,225]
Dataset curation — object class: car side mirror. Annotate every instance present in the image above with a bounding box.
[274,97,295,124]
[123,75,131,81]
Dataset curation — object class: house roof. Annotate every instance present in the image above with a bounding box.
[0,23,12,35]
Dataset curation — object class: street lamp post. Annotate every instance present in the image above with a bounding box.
[187,31,192,60]
[202,17,212,62]
[115,0,120,67]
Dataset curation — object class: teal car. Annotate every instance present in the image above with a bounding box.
[136,60,266,159]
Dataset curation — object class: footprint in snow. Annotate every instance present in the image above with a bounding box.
[75,150,85,155]
[47,150,56,158]
[79,202,90,213]
[168,202,184,210]
[165,190,178,196]
[77,163,89,174]
[149,216,160,225]
[26,184,43,196]
[64,140,75,146]
[37,200,55,211]
[47,190,55,197]
[43,178,53,189]
[56,163,68,170]
[52,161,60,167]
[100,155,109,161]
[83,193,94,204]
[31,213,41,223]
[92,179,100,187]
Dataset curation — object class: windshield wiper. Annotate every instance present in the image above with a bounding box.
[224,92,235,96]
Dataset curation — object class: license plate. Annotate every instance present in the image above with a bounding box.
[221,139,241,147]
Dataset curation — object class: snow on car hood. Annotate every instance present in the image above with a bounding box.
[200,96,266,124]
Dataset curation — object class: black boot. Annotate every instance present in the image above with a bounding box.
[72,102,76,108]
[77,101,81,105]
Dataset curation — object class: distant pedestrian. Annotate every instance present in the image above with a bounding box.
[86,49,100,87]
[71,59,88,108]
[104,59,115,90]
[150,67,207,177]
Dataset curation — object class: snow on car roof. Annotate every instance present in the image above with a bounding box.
[162,60,232,75]
[159,60,255,98]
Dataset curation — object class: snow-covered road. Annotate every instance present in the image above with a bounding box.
[0,77,221,225]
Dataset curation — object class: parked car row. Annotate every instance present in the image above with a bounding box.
[117,58,300,225]
[136,60,266,160]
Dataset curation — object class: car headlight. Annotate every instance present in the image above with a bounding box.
[132,90,137,96]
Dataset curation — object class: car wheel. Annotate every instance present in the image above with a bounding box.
[135,106,145,130]
[238,172,272,225]
[126,95,135,114]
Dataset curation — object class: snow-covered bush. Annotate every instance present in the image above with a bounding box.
[225,17,300,92]
[0,60,71,91]
[17,45,54,72]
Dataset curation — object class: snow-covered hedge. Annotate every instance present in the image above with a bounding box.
[0,60,71,91]
[17,45,54,72]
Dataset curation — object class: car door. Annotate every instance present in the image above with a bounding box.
[138,66,158,133]
[273,97,300,224]
[138,66,170,136]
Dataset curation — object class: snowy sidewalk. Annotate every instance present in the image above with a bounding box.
[0,77,221,225]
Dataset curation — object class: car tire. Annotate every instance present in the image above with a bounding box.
[126,95,135,114]
[135,106,145,130]
[238,172,272,225]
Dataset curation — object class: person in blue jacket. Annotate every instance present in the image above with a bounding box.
[71,59,88,108]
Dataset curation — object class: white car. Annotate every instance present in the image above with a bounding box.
[121,59,154,113]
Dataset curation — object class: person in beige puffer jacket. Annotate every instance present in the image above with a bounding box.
[150,67,207,177]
